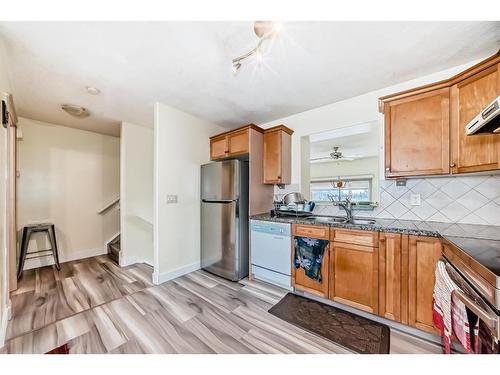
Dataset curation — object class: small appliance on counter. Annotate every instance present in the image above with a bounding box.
[271,192,315,217]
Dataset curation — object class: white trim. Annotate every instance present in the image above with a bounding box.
[22,247,107,271]
[119,255,139,267]
[152,261,200,285]
[0,303,8,348]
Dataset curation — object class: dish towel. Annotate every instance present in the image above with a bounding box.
[293,236,329,282]
[451,296,478,353]
[432,260,460,353]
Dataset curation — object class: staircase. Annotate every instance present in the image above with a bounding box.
[107,235,120,264]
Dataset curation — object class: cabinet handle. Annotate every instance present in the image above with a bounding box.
[385,167,390,171]
[450,163,456,168]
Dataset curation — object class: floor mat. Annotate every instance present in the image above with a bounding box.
[268,293,390,354]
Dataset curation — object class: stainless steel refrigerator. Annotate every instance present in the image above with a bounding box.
[201,160,249,281]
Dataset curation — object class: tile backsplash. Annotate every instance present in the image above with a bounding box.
[275,175,500,226]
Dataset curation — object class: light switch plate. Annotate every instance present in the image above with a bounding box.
[410,193,421,206]
[166,195,178,204]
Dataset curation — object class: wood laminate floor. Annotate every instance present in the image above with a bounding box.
[1,256,444,354]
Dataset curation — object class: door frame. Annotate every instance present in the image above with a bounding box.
[2,93,18,293]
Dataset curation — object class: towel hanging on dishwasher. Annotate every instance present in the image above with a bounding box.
[293,237,329,283]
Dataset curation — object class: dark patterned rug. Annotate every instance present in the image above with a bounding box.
[268,293,390,354]
[46,344,70,354]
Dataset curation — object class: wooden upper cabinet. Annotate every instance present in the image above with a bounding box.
[384,88,450,178]
[210,136,227,160]
[263,125,293,184]
[378,233,407,323]
[227,129,249,156]
[408,235,442,334]
[450,62,500,173]
[209,124,258,160]
[330,239,379,314]
[380,51,500,178]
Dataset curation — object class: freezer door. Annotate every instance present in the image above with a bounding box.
[201,160,240,201]
[201,200,239,280]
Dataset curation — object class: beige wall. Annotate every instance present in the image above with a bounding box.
[0,42,12,345]
[17,118,120,269]
[120,122,153,267]
[153,102,224,284]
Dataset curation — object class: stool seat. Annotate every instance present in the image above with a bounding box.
[17,223,60,279]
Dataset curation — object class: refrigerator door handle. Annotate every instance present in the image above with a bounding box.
[201,199,235,204]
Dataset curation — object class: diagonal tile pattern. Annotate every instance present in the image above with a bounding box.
[317,175,500,226]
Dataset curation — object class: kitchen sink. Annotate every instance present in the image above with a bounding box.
[305,216,347,223]
[306,216,376,225]
[351,218,377,225]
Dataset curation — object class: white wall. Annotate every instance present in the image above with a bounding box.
[0,42,12,346]
[120,122,154,268]
[17,118,120,268]
[153,102,224,284]
[260,57,486,184]
[261,55,500,225]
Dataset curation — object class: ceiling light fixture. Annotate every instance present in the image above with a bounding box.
[231,21,281,74]
[85,86,101,95]
[61,104,90,118]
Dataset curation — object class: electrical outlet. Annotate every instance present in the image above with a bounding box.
[410,193,421,206]
[166,195,178,204]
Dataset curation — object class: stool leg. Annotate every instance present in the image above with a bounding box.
[48,225,60,270]
[17,227,30,279]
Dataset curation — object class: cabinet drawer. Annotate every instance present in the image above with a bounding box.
[331,228,379,247]
[292,224,329,240]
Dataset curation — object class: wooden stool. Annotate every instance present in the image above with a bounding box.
[17,223,60,279]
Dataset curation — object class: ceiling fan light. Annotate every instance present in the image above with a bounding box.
[61,104,90,118]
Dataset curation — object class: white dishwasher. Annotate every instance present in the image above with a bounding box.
[250,220,292,289]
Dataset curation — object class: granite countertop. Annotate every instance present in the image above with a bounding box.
[250,212,500,240]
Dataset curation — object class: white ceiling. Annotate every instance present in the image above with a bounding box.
[0,21,499,136]
[310,121,379,161]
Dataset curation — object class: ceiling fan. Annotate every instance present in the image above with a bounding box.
[310,146,356,163]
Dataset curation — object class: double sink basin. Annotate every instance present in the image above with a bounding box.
[305,216,376,225]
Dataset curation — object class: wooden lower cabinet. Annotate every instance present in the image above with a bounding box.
[329,241,379,314]
[291,225,442,335]
[378,233,409,323]
[292,245,329,298]
[408,235,442,334]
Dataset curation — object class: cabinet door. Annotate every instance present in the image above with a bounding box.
[227,129,249,157]
[379,233,405,322]
[210,136,227,160]
[384,88,450,178]
[292,243,329,298]
[330,242,379,314]
[408,236,442,334]
[450,63,500,173]
[263,130,282,184]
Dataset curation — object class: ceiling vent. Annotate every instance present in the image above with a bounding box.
[61,104,90,118]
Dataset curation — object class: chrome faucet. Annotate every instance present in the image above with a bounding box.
[338,197,355,223]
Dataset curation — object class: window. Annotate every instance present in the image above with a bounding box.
[310,179,371,203]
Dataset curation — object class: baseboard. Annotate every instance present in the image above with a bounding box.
[119,255,139,267]
[152,261,200,285]
[22,247,107,270]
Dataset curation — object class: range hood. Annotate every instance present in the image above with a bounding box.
[466,95,500,135]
